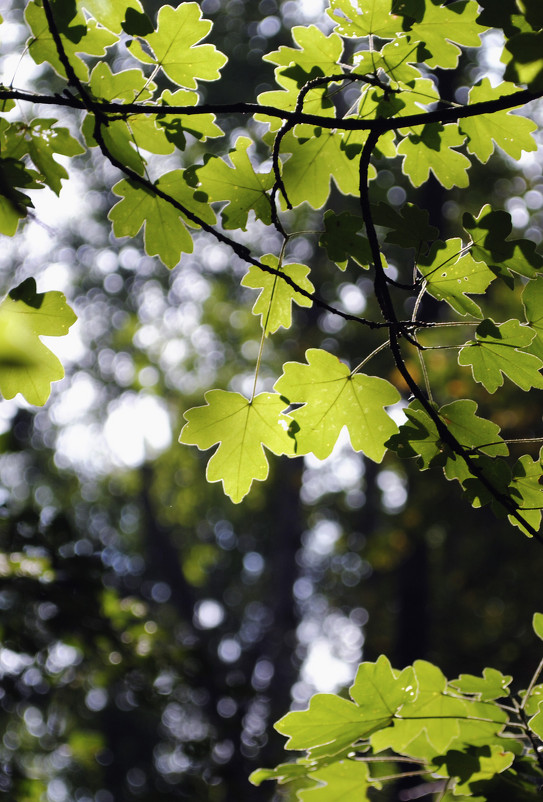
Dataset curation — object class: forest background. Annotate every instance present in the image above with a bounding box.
[0,0,543,800]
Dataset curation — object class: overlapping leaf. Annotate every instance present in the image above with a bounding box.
[464,204,543,284]
[6,119,84,195]
[0,158,43,235]
[78,0,144,33]
[0,278,77,406]
[191,137,274,230]
[25,0,118,81]
[327,0,407,39]
[398,124,471,189]
[108,170,216,268]
[504,31,543,91]
[433,746,514,795]
[281,127,360,209]
[417,238,495,317]
[458,318,543,393]
[241,255,314,335]
[127,2,227,89]
[297,761,373,801]
[319,210,372,269]
[157,89,223,146]
[449,668,512,701]
[507,451,543,534]
[522,277,543,359]
[387,399,508,470]
[275,349,400,462]
[372,202,438,253]
[459,79,537,162]
[179,391,294,503]
[274,693,388,757]
[349,656,416,718]
[406,0,488,69]
[264,25,343,82]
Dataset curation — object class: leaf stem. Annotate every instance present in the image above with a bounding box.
[521,657,543,711]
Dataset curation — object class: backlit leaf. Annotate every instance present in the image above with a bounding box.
[406,0,487,69]
[349,656,416,718]
[458,318,543,393]
[25,0,118,81]
[459,79,537,163]
[274,349,400,462]
[398,124,471,189]
[464,204,543,284]
[275,693,389,757]
[417,238,495,318]
[108,171,216,268]
[78,0,143,33]
[449,669,512,701]
[0,278,77,406]
[522,278,543,359]
[179,391,294,503]
[264,25,343,82]
[327,0,406,39]
[319,210,372,270]
[127,2,227,89]
[192,136,274,230]
[241,254,314,335]
[281,126,360,209]
[298,760,373,801]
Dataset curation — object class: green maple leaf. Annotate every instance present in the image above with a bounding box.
[0,278,76,406]
[417,238,495,317]
[371,661,469,756]
[25,0,118,82]
[257,77,335,133]
[459,79,537,163]
[241,255,314,335]
[449,668,513,701]
[350,656,416,718]
[372,202,438,253]
[89,62,155,103]
[158,89,223,146]
[398,124,471,189]
[275,693,389,757]
[192,136,274,230]
[352,37,428,85]
[504,31,543,92]
[297,761,373,801]
[458,318,543,393]
[127,2,227,89]
[249,761,318,788]
[523,278,543,359]
[179,390,294,503]
[406,0,488,69]
[281,127,360,209]
[77,0,144,33]
[387,399,508,469]
[464,204,543,285]
[477,0,531,37]
[108,171,216,269]
[534,612,543,641]
[507,451,543,534]
[327,0,406,39]
[264,25,343,83]
[433,746,514,795]
[274,349,400,462]
[10,119,84,196]
[0,158,43,236]
[319,210,372,270]
[439,400,508,458]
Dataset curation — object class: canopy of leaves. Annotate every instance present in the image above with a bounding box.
[2,0,543,799]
